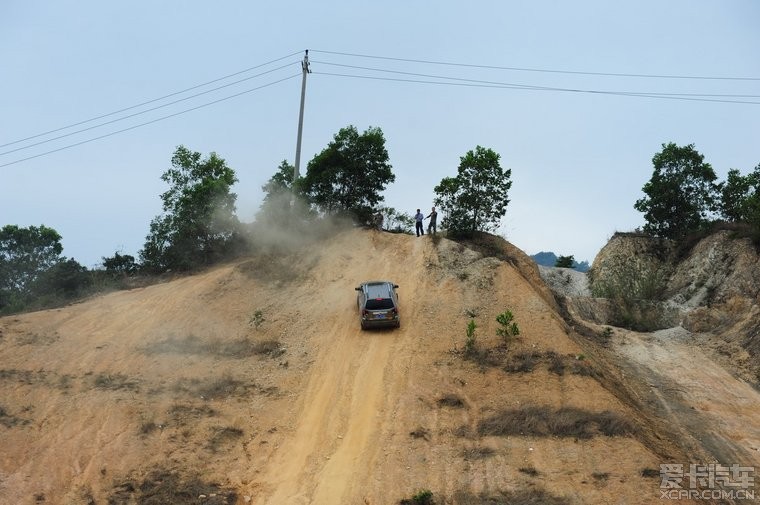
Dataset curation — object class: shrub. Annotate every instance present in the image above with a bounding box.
[400,489,434,505]
[495,309,520,347]
[464,319,477,356]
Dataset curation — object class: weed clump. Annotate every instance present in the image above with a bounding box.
[452,488,571,505]
[399,489,434,505]
[0,405,28,428]
[93,373,139,391]
[145,335,284,359]
[461,446,496,460]
[437,394,466,408]
[108,468,236,504]
[474,405,636,439]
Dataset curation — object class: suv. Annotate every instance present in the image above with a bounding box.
[355,281,400,329]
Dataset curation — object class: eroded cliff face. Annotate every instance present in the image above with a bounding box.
[540,230,760,473]
[584,229,760,382]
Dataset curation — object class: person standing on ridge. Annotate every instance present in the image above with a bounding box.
[414,209,425,237]
[425,206,438,235]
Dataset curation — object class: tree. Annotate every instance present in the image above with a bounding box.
[634,143,719,239]
[102,252,138,276]
[256,159,313,227]
[140,146,240,272]
[33,258,90,298]
[719,164,760,224]
[379,207,414,234]
[433,146,512,237]
[555,255,575,268]
[0,224,64,309]
[301,125,394,224]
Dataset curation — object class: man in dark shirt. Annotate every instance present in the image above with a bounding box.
[425,207,438,235]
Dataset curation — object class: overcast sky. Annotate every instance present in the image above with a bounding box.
[2,1,758,267]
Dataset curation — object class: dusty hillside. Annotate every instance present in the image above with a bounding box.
[1,229,703,504]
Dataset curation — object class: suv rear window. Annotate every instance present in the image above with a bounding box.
[366,298,394,310]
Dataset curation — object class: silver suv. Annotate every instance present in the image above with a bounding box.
[355,281,400,329]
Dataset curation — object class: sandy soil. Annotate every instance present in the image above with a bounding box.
[0,230,708,504]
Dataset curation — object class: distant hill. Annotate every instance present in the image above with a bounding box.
[531,251,590,272]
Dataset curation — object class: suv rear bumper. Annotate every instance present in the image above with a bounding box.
[361,316,400,329]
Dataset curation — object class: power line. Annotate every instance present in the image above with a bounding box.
[0,74,300,168]
[0,50,303,150]
[0,61,300,157]
[312,49,760,81]
[313,60,760,99]
[312,70,760,105]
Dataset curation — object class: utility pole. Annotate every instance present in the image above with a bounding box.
[293,50,310,183]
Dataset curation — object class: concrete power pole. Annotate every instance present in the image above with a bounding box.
[293,50,311,183]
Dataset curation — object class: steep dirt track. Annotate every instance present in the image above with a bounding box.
[1,229,703,504]
[259,235,428,504]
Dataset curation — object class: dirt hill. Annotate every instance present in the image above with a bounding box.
[0,228,732,504]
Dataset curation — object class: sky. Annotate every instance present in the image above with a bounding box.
[1,1,759,268]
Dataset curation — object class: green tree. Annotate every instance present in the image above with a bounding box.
[256,159,312,227]
[140,146,241,272]
[33,258,91,298]
[433,146,512,237]
[555,255,575,268]
[301,125,394,224]
[634,143,719,239]
[379,207,414,234]
[0,224,64,309]
[102,252,138,276]
[719,164,760,224]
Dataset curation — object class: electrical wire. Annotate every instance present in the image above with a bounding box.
[0,61,300,157]
[0,50,304,150]
[0,73,301,168]
[312,60,760,99]
[313,71,760,105]
[311,49,760,81]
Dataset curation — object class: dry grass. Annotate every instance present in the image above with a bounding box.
[474,405,636,439]
[409,427,431,441]
[641,467,660,478]
[504,351,541,373]
[108,468,236,504]
[167,404,217,425]
[518,466,540,477]
[0,405,28,428]
[93,373,140,391]
[437,394,466,408]
[144,335,284,359]
[460,446,496,460]
[207,426,244,452]
[173,373,274,400]
[0,368,73,390]
[452,488,571,505]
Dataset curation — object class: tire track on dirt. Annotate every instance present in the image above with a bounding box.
[258,232,424,504]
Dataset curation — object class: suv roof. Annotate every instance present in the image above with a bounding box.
[363,281,395,299]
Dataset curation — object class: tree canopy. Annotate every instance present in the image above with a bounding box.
[140,146,241,272]
[300,125,394,224]
[0,224,91,312]
[719,164,760,224]
[0,224,63,304]
[555,255,575,268]
[634,143,719,239]
[433,146,512,237]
